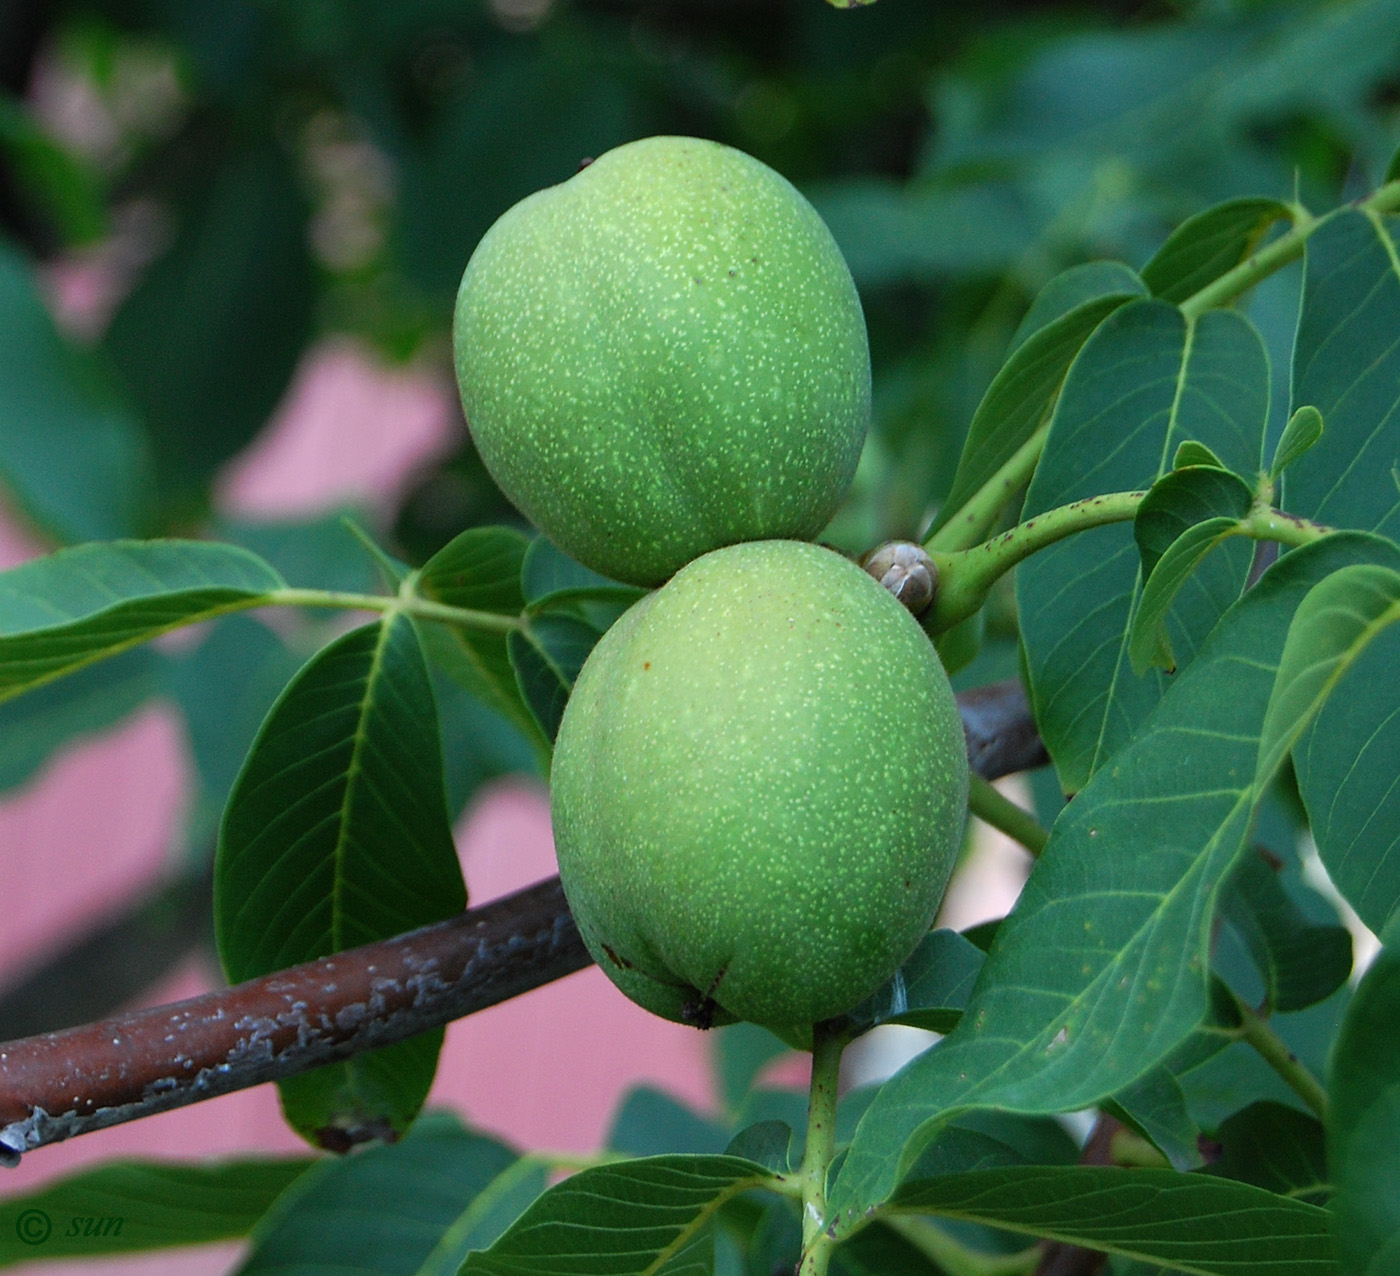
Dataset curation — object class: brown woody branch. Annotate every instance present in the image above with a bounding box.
[0,679,1046,1164]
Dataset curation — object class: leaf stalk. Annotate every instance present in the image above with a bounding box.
[266,587,522,634]
[1231,992,1329,1121]
[967,775,1050,858]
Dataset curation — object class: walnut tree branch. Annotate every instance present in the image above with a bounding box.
[0,679,1045,1163]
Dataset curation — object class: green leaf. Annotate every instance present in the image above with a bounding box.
[164,615,304,847]
[1286,210,1400,538]
[1174,441,1225,470]
[0,539,285,701]
[905,1111,1080,1180]
[1130,518,1251,676]
[1269,407,1323,482]
[886,1166,1332,1275]
[608,1089,730,1158]
[1217,851,1352,1014]
[0,239,151,541]
[433,667,544,820]
[1134,468,1256,584]
[810,179,1041,289]
[508,612,607,743]
[219,514,388,595]
[237,1115,520,1276]
[458,1155,778,1276]
[1128,465,1256,675]
[1140,197,1292,304]
[1386,142,1400,186]
[1257,563,1400,933]
[417,526,542,748]
[0,646,158,794]
[420,526,531,616]
[1206,1102,1328,1206]
[103,140,315,507]
[724,1122,794,1174]
[1107,1067,1204,1172]
[1328,941,1400,1274]
[848,928,986,1035]
[831,533,1400,1220]
[521,535,648,614]
[713,1024,793,1115]
[1008,262,1149,353]
[417,1159,549,1276]
[1018,302,1268,792]
[0,96,105,246]
[929,286,1142,542]
[0,1157,311,1266]
[216,614,465,1146]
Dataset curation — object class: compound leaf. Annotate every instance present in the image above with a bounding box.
[1134,467,1255,584]
[0,646,159,794]
[1106,1067,1203,1172]
[103,140,315,507]
[508,612,608,744]
[1130,518,1249,676]
[1269,407,1323,482]
[1217,851,1352,1014]
[849,928,986,1036]
[1207,1102,1327,1206]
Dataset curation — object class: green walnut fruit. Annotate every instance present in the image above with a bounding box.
[453,136,870,586]
[551,539,968,1037]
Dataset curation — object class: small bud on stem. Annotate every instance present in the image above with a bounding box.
[860,541,938,616]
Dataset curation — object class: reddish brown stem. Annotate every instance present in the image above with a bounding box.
[0,878,587,1163]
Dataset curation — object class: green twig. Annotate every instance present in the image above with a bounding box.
[1231,992,1328,1121]
[967,774,1050,858]
[883,1215,1040,1276]
[1243,507,1334,548]
[796,1023,847,1276]
[926,491,1146,632]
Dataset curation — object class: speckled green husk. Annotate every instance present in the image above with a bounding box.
[453,137,870,586]
[550,540,969,1037]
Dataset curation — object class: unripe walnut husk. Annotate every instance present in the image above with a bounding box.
[550,540,969,1041]
[453,136,870,586]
